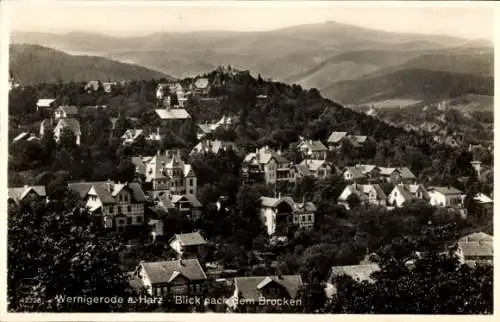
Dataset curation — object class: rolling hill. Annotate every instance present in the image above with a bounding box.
[321,68,493,106]
[9,44,170,85]
[11,21,489,81]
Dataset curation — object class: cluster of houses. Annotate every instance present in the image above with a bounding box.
[8,71,494,312]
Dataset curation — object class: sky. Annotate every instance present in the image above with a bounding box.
[3,1,496,41]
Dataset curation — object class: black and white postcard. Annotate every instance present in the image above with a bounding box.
[0,0,496,320]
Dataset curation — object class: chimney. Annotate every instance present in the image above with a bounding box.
[106,179,113,192]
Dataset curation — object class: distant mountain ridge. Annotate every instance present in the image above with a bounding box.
[11,21,490,80]
[10,22,493,106]
[322,68,493,106]
[9,44,170,85]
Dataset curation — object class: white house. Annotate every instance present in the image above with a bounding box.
[427,186,464,207]
[68,181,147,232]
[387,184,429,207]
[136,151,197,195]
[337,184,387,209]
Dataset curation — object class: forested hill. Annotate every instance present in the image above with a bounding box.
[9,68,488,189]
[9,44,170,85]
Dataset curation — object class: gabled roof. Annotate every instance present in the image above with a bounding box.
[67,182,93,199]
[298,139,328,152]
[197,123,213,134]
[55,118,81,135]
[378,167,396,176]
[121,129,145,141]
[140,259,207,284]
[397,167,416,180]
[294,164,313,177]
[300,159,330,172]
[171,232,207,246]
[327,263,380,284]
[144,152,193,181]
[327,132,348,144]
[474,193,493,204]
[8,185,47,202]
[393,184,414,201]
[459,242,493,258]
[458,232,493,243]
[347,135,368,144]
[338,184,386,201]
[170,194,202,208]
[36,98,56,107]
[234,275,303,300]
[190,140,239,155]
[244,146,289,166]
[428,186,463,195]
[57,105,78,115]
[358,164,377,174]
[343,167,366,180]
[68,181,146,204]
[155,108,191,120]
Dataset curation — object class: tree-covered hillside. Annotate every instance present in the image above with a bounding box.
[9,44,170,85]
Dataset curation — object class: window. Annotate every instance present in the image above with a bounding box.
[195,284,201,292]
[189,178,194,186]
[308,215,312,222]
[127,205,132,213]
[136,216,143,224]
[110,207,115,214]
[118,218,125,225]
[127,217,132,225]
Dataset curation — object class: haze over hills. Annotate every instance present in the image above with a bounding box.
[9,44,170,85]
[10,21,493,109]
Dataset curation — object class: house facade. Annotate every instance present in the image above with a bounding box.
[427,186,464,207]
[153,192,202,219]
[241,146,295,185]
[169,232,208,260]
[337,184,387,209]
[297,159,331,180]
[68,181,147,232]
[133,259,207,297]
[226,275,303,312]
[260,196,315,236]
[387,184,429,207]
[190,140,239,155]
[297,138,328,160]
[8,185,47,204]
[136,151,197,195]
